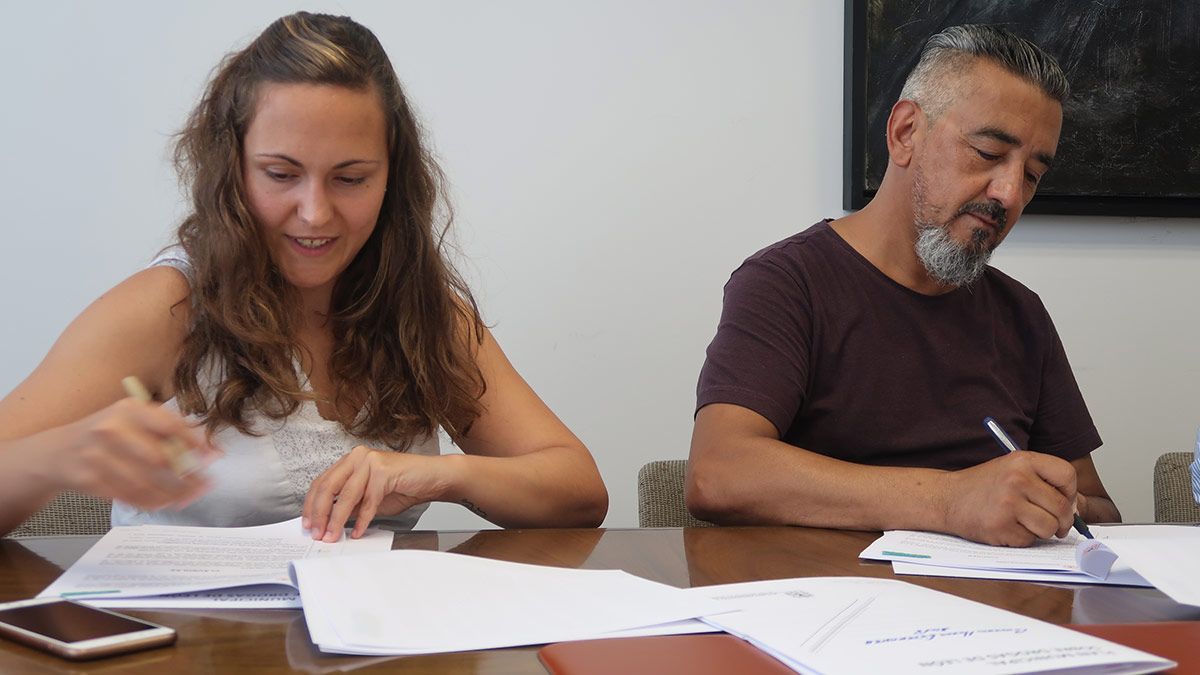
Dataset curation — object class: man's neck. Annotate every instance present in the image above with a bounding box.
[830,190,955,296]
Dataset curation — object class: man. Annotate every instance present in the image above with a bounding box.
[687,25,1120,547]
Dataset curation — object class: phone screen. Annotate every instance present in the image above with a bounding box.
[0,601,158,643]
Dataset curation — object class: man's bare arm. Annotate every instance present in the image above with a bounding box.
[1072,455,1121,523]
[687,403,1082,547]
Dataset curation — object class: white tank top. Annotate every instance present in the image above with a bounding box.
[111,249,438,529]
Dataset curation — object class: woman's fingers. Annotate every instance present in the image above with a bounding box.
[321,462,373,542]
[61,398,222,510]
[350,473,390,539]
[304,447,445,539]
[304,458,355,538]
[85,450,180,508]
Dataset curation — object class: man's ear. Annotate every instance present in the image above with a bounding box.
[886,99,924,168]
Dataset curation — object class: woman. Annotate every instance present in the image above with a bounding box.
[0,12,607,540]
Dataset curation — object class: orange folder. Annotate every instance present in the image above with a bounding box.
[1067,622,1198,675]
[539,634,794,675]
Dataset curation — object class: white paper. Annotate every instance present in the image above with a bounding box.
[860,530,1099,574]
[889,560,1152,587]
[862,526,1200,597]
[600,619,719,638]
[699,577,1174,675]
[88,584,303,609]
[859,529,1132,584]
[38,518,391,608]
[290,549,728,655]
[1090,524,1200,607]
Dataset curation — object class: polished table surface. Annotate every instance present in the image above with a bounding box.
[1,526,1197,673]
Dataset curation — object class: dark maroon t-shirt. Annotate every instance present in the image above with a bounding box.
[696,220,1101,469]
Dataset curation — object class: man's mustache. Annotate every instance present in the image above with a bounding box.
[955,201,1007,231]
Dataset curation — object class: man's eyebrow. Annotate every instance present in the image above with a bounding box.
[970,127,1021,147]
[253,153,381,169]
[969,128,1055,167]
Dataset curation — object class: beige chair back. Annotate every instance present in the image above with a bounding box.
[637,460,714,528]
[1153,452,1200,523]
[7,490,112,538]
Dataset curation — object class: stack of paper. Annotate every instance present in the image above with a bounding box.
[693,577,1174,675]
[290,549,722,655]
[859,529,1152,587]
[39,517,392,608]
[35,518,1184,671]
[284,548,1176,672]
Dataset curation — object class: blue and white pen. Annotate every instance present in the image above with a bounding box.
[983,417,1094,540]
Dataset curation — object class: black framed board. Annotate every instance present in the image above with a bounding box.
[843,0,1200,217]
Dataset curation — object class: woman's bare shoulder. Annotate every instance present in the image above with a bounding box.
[99,265,193,337]
[0,265,196,437]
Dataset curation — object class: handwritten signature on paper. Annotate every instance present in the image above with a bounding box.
[864,626,1027,646]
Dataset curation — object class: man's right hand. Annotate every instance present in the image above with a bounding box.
[940,451,1077,547]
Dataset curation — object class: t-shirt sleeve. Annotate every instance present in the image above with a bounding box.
[1027,314,1102,460]
[695,256,811,436]
[149,245,194,281]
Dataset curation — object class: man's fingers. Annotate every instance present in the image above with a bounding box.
[1023,478,1074,532]
[1027,452,1078,499]
[955,453,1083,547]
[1013,500,1061,541]
[998,452,1076,542]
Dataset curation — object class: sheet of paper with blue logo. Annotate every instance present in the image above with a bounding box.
[858,529,1151,587]
[697,577,1173,675]
[37,517,392,608]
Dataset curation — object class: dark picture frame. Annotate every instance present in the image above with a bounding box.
[842,0,1200,217]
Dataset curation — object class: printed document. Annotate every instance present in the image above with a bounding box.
[860,527,1200,593]
[888,560,1151,587]
[38,517,391,608]
[859,529,1136,583]
[698,577,1174,675]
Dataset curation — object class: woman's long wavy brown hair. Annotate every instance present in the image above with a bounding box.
[171,11,484,447]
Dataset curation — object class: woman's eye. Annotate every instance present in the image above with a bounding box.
[336,176,367,186]
[265,170,294,182]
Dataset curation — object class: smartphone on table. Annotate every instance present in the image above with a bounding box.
[0,597,175,660]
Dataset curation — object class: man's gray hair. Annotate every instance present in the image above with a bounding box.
[898,24,1069,120]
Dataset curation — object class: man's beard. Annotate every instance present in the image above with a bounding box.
[911,169,1006,288]
[914,225,992,287]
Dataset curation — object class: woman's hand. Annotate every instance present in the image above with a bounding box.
[49,397,220,509]
[302,446,458,542]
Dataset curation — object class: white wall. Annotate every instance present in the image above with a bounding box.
[1,1,1194,528]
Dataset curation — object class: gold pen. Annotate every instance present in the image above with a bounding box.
[121,376,201,476]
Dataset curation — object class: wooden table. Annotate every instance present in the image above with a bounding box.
[1,526,1197,673]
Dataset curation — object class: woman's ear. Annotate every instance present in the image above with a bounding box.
[885,99,924,168]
